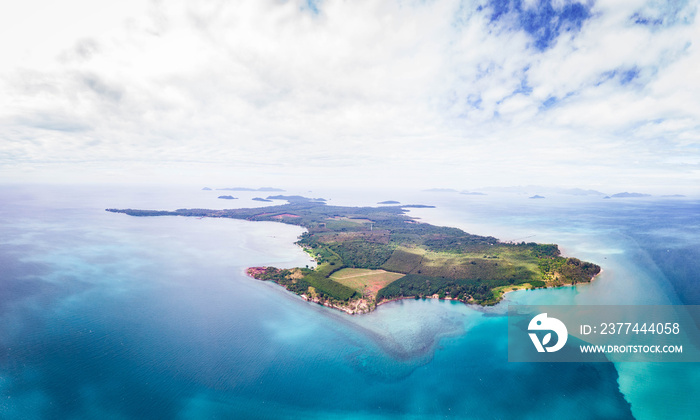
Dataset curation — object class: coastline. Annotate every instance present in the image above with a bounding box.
[497,268,604,301]
[245,267,373,315]
[245,267,605,315]
[375,295,463,308]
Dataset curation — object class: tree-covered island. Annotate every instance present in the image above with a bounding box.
[107,196,601,314]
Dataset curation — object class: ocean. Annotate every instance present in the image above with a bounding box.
[1,185,698,419]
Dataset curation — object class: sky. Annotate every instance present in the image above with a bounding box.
[1,0,698,193]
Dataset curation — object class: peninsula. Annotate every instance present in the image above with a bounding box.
[107,196,601,314]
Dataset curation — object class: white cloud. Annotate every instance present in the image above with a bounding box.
[0,0,698,193]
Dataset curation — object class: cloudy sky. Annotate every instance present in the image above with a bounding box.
[1,0,698,192]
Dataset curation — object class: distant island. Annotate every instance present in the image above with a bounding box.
[218,195,237,200]
[106,196,601,314]
[267,195,326,202]
[252,197,273,202]
[217,187,286,192]
[529,195,545,199]
[378,200,400,204]
[611,192,651,198]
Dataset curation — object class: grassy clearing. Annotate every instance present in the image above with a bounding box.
[330,268,405,297]
[380,246,541,283]
[381,247,424,273]
[327,217,374,224]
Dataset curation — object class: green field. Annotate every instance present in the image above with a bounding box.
[381,246,541,283]
[330,268,405,296]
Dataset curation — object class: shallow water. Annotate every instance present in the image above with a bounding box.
[0,185,697,419]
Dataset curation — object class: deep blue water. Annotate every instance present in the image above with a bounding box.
[0,185,698,419]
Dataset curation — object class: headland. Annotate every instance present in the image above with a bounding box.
[107,195,601,314]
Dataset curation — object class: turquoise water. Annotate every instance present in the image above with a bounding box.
[0,185,697,419]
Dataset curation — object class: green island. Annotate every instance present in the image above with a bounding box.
[106,195,601,314]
